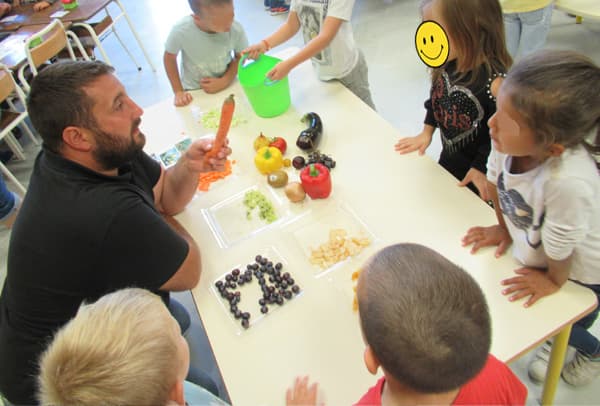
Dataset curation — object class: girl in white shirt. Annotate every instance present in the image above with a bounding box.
[463,50,600,387]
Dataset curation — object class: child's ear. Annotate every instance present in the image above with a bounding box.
[548,143,565,157]
[168,380,186,405]
[364,346,380,375]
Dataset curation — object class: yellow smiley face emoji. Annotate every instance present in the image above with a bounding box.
[415,20,449,68]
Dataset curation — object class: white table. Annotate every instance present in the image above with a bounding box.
[555,0,600,21]
[140,49,597,406]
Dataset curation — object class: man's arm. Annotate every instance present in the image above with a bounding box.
[163,51,193,106]
[159,215,201,291]
[153,138,231,216]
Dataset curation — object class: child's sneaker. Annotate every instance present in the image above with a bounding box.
[562,351,600,386]
[270,4,290,15]
[527,340,576,383]
[263,0,271,10]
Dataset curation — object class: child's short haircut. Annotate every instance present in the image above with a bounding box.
[358,243,491,393]
[188,0,232,15]
[38,288,180,405]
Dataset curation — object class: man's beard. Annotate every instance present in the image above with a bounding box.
[92,118,146,171]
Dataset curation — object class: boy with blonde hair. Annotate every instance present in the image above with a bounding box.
[38,288,224,405]
[164,0,248,106]
[355,243,527,404]
[39,288,317,405]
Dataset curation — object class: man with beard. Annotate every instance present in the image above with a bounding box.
[0,61,231,404]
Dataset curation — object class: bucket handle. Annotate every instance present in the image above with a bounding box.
[239,53,281,86]
[239,53,256,69]
[264,77,280,86]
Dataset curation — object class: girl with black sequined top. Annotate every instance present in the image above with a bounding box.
[396,0,512,200]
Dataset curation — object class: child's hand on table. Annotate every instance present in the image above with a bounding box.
[458,168,490,201]
[395,131,433,155]
[501,267,560,307]
[183,138,231,173]
[242,42,268,60]
[286,376,321,406]
[174,90,193,107]
[462,224,512,257]
[33,1,52,11]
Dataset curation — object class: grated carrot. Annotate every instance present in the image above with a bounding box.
[197,160,234,191]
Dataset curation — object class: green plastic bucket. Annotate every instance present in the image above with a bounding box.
[238,54,291,118]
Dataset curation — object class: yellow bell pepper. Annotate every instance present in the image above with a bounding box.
[254,146,283,175]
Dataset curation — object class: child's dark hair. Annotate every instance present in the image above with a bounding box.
[188,0,231,15]
[503,50,600,165]
[421,0,512,87]
[358,243,491,393]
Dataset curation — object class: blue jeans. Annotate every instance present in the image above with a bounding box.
[503,3,553,59]
[570,283,600,357]
[0,175,16,221]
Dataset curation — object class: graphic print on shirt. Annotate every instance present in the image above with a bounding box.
[432,71,484,153]
[497,172,545,249]
[298,2,331,65]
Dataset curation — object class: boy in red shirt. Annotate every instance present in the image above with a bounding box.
[355,243,527,405]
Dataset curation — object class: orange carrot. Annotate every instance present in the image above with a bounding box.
[204,94,235,163]
[198,160,234,191]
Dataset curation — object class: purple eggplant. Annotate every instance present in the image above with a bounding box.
[296,112,322,151]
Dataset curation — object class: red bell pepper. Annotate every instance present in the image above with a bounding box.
[300,163,331,199]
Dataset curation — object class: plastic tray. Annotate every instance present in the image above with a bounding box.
[210,246,303,335]
[282,202,377,278]
[203,185,290,248]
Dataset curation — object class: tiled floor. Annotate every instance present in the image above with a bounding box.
[1,0,600,404]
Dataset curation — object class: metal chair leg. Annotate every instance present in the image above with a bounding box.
[4,134,26,161]
[0,161,26,195]
[111,26,142,71]
[113,0,156,71]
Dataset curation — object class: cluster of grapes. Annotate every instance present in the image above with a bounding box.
[292,151,336,170]
[215,255,301,329]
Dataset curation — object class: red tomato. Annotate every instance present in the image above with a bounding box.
[269,137,287,155]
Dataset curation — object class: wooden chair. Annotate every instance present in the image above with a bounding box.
[17,19,90,93]
[0,64,38,195]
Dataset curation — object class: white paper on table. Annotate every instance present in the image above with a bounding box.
[0,15,20,23]
[50,10,70,18]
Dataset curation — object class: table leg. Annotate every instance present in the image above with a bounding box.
[541,325,572,405]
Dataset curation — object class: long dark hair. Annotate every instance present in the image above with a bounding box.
[421,0,513,86]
